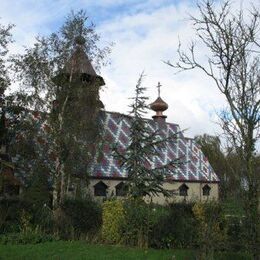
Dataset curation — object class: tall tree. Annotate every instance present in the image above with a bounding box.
[195,134,242,199]
[0,21,14,192]
[113,74,182,199]
[167,1,260,258]
[10,11,111,207]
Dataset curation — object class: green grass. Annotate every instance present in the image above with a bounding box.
[0,241,252,260]
[0,241,194,260]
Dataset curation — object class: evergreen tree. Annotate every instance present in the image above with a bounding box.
[113,74,182,199]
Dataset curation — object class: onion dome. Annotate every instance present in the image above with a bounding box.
[150,82,168,121]
[150,96,168,112]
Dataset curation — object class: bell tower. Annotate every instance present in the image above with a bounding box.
[52,36,105,140]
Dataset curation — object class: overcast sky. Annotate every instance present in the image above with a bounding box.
[0,0,257,139]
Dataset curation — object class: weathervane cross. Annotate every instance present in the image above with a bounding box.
[157,82,162,97]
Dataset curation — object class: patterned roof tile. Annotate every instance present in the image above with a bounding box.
[91,111,219,182]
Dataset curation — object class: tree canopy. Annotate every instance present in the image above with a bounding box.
[168,1,260,258]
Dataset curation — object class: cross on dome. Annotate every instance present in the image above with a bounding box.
[150,82,168,121]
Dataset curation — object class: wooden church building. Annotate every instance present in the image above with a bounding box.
[1,37,219,204]
[62,37,220,203]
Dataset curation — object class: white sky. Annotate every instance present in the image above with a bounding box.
[1,0,257,139]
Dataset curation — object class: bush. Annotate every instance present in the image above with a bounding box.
[225,215,247,252]
[0,230,57,245]
[0,198,31,234]
[34,204,54,233]
[100,200,198,249]
[56,196,102,239]
[102,200,125,244]
[150,203,196,249]
[121,199,156,248]
[193,201,227,260]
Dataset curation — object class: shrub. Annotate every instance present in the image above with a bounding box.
[121,198,154,248]
[225,215,247,252]
[150,203,196,249]
[0,198,31,234]
[20,209,33,233]
[0,230,57,245]
[22,167,51,211]
[193,201,227,260]
[56,196,102,239]
[101,200,198,249]
[34,204,54,234]
[102,199,125,244]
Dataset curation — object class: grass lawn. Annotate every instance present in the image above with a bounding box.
[0,241,252,260]
[0,241,193,260]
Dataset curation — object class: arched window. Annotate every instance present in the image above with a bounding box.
[179,183,189,196]
[94,181,108,197]
[115,182,127,197]
[202,184,211,196]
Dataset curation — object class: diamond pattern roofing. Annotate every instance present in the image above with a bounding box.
[91,111,219,182]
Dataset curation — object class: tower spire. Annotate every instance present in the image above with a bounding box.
[53,35,105,87]
[150,82,168,122]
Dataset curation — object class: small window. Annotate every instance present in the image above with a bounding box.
[202,184,211,196]
[94,181,108,197]
[115,182,127,197]
[179,183,189,196]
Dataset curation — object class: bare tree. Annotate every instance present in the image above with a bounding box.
[166,1,260,258]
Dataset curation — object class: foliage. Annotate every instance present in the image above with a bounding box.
[19,209,33,233]
[0,231,57,245]
[120,199,158,249]
[55,197,102,239]
[0,196,55,235]
[101,200,197,250]
[195,134,243,199]
[22,166,51,209]
[193,201,226,260]
[0,198,31,234]
[0,20,13,103]
[8,10,112,207]
[10,10,111,111]
[0,21,14,185]
[102,199,125,244]
[169,1,260,257]
[225,215,247,252]
[34,204,54,234]
[150,203,196,249]
[113,74,181,199]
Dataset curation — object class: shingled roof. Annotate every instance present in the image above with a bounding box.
[64,46,97,76]
[9,109,219,184]
[91,111,219,183]
[58,36,105,86]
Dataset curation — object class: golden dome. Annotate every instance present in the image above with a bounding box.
[150,97,168,112]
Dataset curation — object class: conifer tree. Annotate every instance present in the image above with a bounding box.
[113,74,181,199]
